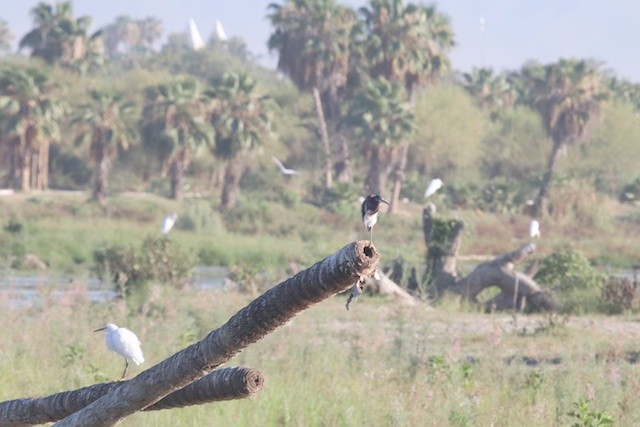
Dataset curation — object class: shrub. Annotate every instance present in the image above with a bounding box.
[93,235,196,297]
[534,248,605,313]
[600,276,638,314]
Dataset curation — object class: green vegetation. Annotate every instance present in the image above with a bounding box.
[1,1,640,423]
[2,289,640,426]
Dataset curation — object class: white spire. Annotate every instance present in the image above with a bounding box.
[189,18,205,51]
[215,19,228,42]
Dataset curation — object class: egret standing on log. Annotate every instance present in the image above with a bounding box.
[361,194,390,243]
[94,323,145,379]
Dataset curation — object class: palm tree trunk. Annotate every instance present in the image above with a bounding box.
[94,152,110,206]
[52,241,378,426]
[221,156,244,209]
[312,87,333,189]
[534,139,564,218]
[0,367,264,426]
[334,134,351,184]
[389,143,409,213]
[365,146,392,195]
[34,139,49,191]
[19,149,31,192]
[170,151,189,201]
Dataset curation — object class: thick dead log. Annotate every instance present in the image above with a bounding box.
[54,241,378,426]
[364,270,417,306]
[450,244,554,312]
[422,207,465,294]
[0,367,263,427]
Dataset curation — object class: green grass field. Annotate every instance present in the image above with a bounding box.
[1,286,639,426]
[1,191,640,425]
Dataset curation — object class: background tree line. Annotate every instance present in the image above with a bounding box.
[0,0,639,218]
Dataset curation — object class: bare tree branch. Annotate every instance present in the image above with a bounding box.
[55,241,379,426]
[0,367,263,427]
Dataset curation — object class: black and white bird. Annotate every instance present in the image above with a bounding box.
[361,194,390,243]
[271,156,299,175]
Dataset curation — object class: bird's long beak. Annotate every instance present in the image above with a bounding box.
[381,198,391,206]
[93,327,106,332]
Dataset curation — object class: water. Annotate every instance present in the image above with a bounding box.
[0,266,229,308]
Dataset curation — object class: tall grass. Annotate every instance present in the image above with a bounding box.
[1,287,638,426]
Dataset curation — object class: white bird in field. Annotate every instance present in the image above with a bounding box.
[271,156,299,175]
[529,219,541,238]
[161,213,178,234]
[424,178,443,198]
[94,323,144,379]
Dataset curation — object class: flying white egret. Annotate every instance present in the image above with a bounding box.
[424,178,443,198]
[529,219,541,238]
[94,323,144,379]
[271,156,299,175]
[161,213,178,234]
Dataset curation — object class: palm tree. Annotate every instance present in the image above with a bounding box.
[462,67,515,119]
[137,16,163,52]
[19,1,103,72]
[208,72,277,208]
[521,59,608,216]
[0,19,14,53]
[345,77,414,195]
[268,0,358,187]
[141,76,214,201]
[357,0,454,207]
[0,65,63,191]
[70,90,137,205]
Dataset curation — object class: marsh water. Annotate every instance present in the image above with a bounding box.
[0,266,229,308]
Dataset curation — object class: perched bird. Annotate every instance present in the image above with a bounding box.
[361,194,390,243]
[161,213,178,234]
[424,178,443,198]
[94,323,144,379]
[529,219,541,238]
[271,156,299,175]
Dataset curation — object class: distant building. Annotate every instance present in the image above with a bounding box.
[189,18,205,51]
[215,19,228,42]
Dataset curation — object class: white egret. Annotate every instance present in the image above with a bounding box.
[529,219,540,238]
[271,156,299,175]
[161,213,178,234]
[94,323,144,379]
[424,178,443,198]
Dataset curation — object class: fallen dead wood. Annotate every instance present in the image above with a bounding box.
[365,269,417,306]
[0,367,263,427]
[52,241,378,426]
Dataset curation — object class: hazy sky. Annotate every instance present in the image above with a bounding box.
[4,0,639,82]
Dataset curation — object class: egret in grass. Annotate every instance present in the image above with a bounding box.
[94,323,144,379]
[271,156,299,175]
[161,213,178,234]
[529,219,541,238]
[424,178,443,198]
[361,194,390,244]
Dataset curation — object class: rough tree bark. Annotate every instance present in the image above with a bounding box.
[422,206,465,296]
[364,269,417,306]
[312,87,333,190]
[450,244,555,312]
[54,241,378,426]
[220,156,245,209]
[0,367,263,426]
[422,207,554,312]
